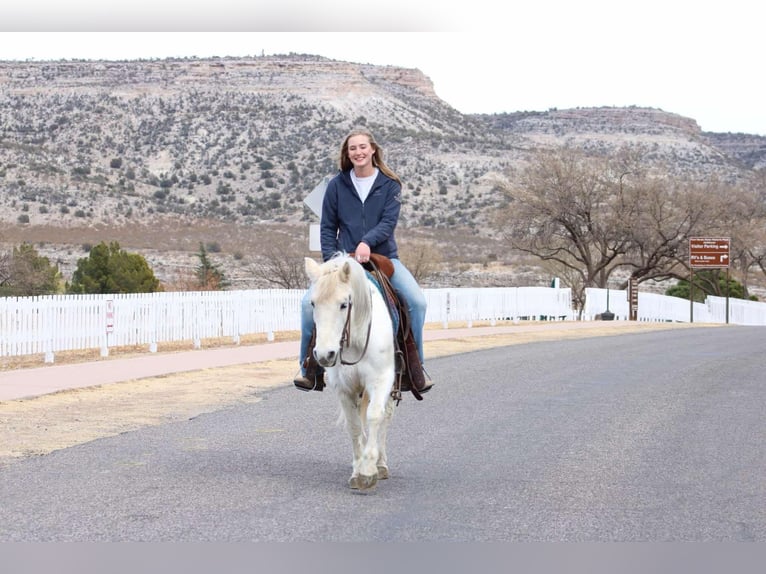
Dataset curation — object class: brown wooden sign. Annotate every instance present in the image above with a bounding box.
[689,237,730,269]
[628,277,638,321]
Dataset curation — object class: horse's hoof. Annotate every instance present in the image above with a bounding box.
[348,473,378,490]
[377,465,389,480]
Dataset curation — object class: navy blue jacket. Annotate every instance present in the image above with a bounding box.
[320,169,401,262]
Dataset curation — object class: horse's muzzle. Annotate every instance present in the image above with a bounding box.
[314,348,338,368]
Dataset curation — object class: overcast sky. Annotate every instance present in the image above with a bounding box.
[1,1,764,135]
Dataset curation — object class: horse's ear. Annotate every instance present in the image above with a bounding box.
[340,261,352,283]
[305,257,321,282]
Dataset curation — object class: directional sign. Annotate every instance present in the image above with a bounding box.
[303,175,331,218]
[304,176,332,252]
[689,237,730,269]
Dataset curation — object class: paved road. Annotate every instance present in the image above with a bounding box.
[1,326,764,541]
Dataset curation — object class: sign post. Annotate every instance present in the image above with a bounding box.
[688,237,730,323]
[628,277,638,321]
[102,298,115,357]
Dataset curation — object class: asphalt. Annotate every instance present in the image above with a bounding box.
[0,321,656,402]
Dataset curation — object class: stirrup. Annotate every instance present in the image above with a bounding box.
[418,364,434,394]
[293,371,325,392]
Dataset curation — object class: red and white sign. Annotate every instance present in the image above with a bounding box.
[689,237,730,269]
[105,299,115,333]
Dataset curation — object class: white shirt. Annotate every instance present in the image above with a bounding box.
[350,168,378,204]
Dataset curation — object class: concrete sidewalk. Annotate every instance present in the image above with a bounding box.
[0,321,655,402]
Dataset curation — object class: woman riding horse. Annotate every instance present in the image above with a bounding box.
[294,128,431,394]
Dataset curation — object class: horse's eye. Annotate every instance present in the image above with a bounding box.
[310,301,315,307]
[340,302,348,310]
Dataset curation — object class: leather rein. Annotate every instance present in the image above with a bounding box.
[339,292,373,366]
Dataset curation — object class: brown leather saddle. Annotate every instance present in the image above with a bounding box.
[358,253,429,402]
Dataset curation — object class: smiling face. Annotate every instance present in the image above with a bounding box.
[345,134,377,176]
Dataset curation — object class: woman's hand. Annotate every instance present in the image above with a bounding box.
[355,242,371,263]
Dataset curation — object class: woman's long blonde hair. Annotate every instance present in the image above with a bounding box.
[339,128,401,184]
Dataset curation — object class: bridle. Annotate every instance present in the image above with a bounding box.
[339,291,373,366]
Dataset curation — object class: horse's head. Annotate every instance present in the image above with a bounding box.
[305,255,370,368]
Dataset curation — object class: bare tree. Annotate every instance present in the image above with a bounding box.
[398,239,444,285]
[252,243,312,289]
[712,175,766,297]
[540,258,587,316]
[5,244,62,296]
[493,148,633,301]
[493,146,743,305]
[0,243,62,296]
[0,248,12,291]
[620,175,727,287]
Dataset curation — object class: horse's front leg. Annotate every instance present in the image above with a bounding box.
[375,396,395,480]
[352,386,392,490]
[337,390,365,487]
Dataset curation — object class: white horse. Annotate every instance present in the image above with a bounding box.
[305,253,396,491]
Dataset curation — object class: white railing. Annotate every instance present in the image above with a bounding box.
[582,288,766,324]
[707,295,766,325]
[2,286,765,362]
[423,286,575,326]
[582,288,711,322]
[1,287,573,362]
[0,290,304,362]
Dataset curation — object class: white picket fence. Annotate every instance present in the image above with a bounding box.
[2,285,765,363]
[0,290,304,362]
[423,286,575,327]
[582,288,766,324]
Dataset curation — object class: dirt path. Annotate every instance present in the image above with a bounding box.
[0,322,714,464]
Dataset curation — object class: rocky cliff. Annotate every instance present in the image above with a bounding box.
[1,55,764,287]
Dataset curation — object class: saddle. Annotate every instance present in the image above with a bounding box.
[358,254,429,402]
[301,253,430,402]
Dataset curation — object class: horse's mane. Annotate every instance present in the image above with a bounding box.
[313,252,372,321]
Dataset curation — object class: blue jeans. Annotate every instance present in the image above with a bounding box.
[299,258,426,373]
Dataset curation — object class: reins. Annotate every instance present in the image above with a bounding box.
[339,292,373,366]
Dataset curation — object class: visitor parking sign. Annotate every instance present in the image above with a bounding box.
[689,237,730,269]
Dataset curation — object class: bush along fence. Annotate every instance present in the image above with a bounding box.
[2,286,765,363]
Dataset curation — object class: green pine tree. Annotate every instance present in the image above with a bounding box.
[666,270,752,302]
[67,241,161,294]
[195,242,230,290]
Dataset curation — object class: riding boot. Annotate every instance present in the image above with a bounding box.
[397,329,433,400]
[293,326,325,392]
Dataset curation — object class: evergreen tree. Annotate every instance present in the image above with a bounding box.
[666,270,753,301]
[67,241,161,294]
[195,242,230,290]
